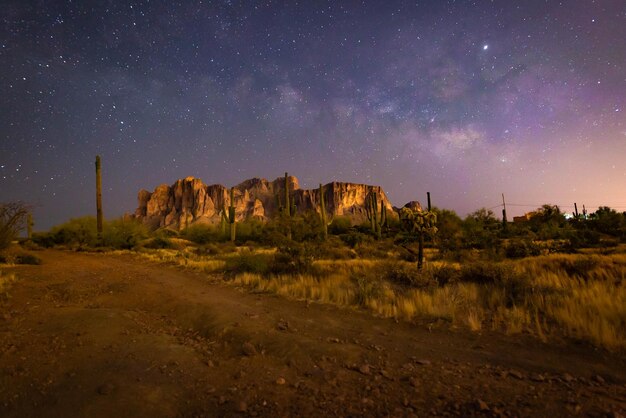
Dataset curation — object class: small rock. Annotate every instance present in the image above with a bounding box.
[276,377,286,385]
[277,320,289,331]
[242,342,257,356]
[97,383,114,395]
[475,398,490,412]
[327,337,340,343]
[415,359,431,366]
[359,364,371,375]
[409,377,420,388]
[594,375,605,384]
[531,374,545,382]
[236,400,247,412]
[561,373,575,383]
[508,370,524,380]
[380,369,393,380]
[206,386,216,393]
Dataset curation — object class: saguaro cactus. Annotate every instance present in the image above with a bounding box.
[283,172,294,239]
[95,155,103,241]
[27,213,33,239]
[399,207,437,270]
[365,188,387,239]
[319,183,328,240]
[221,187,236,242]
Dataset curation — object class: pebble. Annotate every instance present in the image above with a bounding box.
[475,398,490,412]
[359,364,371,375]
[276,377,286,385]
[242,342,257,356]
[97,383,114,395]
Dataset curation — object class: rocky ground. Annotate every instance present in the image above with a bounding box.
[1,250,625,417]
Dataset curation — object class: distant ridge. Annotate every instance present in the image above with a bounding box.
[134,175,399,229]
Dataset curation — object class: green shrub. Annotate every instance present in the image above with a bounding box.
[505,239,541,259]
[144,236,174,249]
[102,218,149,249]
[181,224,219,244]
[269,244,315,275]
[46,217,98,248]
[15,253,41,265]
[329,216,352,235]
[224,250,272,276]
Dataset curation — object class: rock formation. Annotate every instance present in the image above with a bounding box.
[134,175,396,229]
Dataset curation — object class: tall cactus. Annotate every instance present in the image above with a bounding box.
[221,187,236,242]
[365,188,387,239]
[283,172,294,239]
[95,155,103,242]
[27,213,33,239]
[319,183,328,240]
[399,207,437,270]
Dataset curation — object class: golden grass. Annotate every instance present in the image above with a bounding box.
[0,270,17,298]
[132,245,626,350]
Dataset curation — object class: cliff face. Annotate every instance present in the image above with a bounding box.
[134,176,395,229]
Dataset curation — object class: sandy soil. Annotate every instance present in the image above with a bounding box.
[0,250,625,417]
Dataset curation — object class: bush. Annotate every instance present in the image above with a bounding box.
[102,218,149,249]
[329,216,352,235]
[505,239,541,259]
[224,250,272,276]
[269,244,315,275]
[143,236,174,249]
[460,261,529,306]
[46,217,98,248]
[181,224,219,244]
[15,253,41,265]
[0,202,29,250]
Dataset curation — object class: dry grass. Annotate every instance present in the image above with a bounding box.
[0,270,17,298]
[134,245,626,351]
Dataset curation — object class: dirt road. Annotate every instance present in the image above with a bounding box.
[1,250,624,417]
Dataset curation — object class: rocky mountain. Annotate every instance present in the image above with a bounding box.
[134,175,397,229]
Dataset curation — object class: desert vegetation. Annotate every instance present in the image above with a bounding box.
[8,201,624,351]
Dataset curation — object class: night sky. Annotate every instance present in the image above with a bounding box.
[1,1,625,230]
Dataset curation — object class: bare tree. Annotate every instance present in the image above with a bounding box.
[0,202,30,249]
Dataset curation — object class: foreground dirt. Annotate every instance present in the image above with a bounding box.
[0,250,625,418]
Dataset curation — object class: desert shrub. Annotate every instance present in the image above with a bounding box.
[505,239,541,259]
[354,275,383,307]
[460,262,515,285]
[0,202,29,250]
[102,218,149,249]
[15,253,41,265]
[194,243,222,256]
[143,236,174,249]
[181,224,219,244]
[339,231,372,249]
[385,263,436,289]
[428,264,461,286]
[224,250,272,276]
[236,218,266,242]
[46,217,98,248]
[329,216,352,235]
[269,244,315,275]
[461,261,529,306]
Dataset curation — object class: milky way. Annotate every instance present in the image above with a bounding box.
[1,1,625,229]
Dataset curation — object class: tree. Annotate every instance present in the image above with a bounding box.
[0,202,30,249]
[399,207,437,269]
[462,208,500,249]
[431,207,463,254]
[590,206,625,237]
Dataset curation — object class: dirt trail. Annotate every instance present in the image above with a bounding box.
[0,250,624,417]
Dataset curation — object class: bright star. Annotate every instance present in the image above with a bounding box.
[483,44,489,50]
